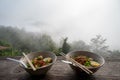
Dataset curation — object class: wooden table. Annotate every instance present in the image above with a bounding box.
[0,56,120,80]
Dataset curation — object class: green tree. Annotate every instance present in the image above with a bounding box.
[0,40,10,47]
[0,26,57,55]
[61,37,70,54]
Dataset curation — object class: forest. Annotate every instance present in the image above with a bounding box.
[0,25,120,59]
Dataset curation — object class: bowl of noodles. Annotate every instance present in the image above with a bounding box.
[20,51,57,76]
[66,51,105,74]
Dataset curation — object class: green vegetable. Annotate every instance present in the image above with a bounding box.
[84,61,91,67]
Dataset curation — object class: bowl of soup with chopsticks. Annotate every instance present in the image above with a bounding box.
[66,51,105,74]
[20,51,57,76]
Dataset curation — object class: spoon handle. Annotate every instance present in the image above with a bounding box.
[6,58,27,68]
[61,60,72,64]
[6,58,20,63]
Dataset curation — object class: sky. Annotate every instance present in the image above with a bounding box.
[0,0,120,50]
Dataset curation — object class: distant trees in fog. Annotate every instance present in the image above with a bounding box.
[0,26,57,55]
[69,35,109,58]
[70,40,90,51]
[90,35,109,57]
[0,25,120,58]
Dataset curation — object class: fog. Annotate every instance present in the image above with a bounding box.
[0,0,120,50]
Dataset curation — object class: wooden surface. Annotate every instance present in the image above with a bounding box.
[0,56,120,80]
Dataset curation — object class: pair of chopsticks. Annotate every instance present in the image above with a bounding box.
[22,52,36,71]
[59,52,93,74]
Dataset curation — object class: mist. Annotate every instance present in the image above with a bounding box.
[0,0,120,50]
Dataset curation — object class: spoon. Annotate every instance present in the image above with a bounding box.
[61,60,77,66]
[61,60,92,69]
[61,60,72,64]
[6,58,27,68]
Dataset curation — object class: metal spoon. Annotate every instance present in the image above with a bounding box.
[61,60,72,64]
[6,58,27,68]
[61,60,93,69]
[61,60,76,66]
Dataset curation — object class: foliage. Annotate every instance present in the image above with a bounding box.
[89,35,109,57]
[0,26,57,56]
[61,37,71,54]
[90,35,108,50]
[0,48,20,56]
[108,50,120,59]
[0,40,10,47]
[35,34,56,51]
[0,25,120,58]
[70,40,90,51]
[52,48,62,56]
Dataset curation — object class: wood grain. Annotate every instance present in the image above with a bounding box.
[0,56,120,80]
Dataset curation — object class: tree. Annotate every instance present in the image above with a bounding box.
[33,34,56,51]
[61,37,70,54]
[70,40,90,51]
[0,26,57,55]
[90,35,109,57]
[0,40,10,47]
[109,50,120,59]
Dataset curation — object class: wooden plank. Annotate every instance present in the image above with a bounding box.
[0,56,120,80]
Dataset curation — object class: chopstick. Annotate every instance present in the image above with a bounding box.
[59,52,93,74]
[22,52,36,71]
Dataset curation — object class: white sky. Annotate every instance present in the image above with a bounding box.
[0,0,120,50]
